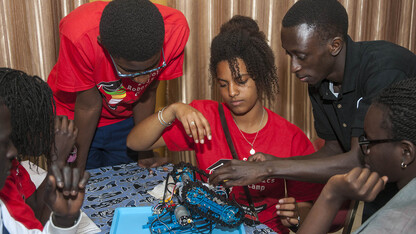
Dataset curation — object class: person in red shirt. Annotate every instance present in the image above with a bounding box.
[47,0,190,170]
[127,15,323,233]
[0,98,90,233]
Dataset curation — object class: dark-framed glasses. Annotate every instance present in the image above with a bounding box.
[358,134,399,155]
[110,48,166,78]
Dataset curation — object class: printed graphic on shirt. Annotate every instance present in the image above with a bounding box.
[97,80,126,110]
[97,72,159,111]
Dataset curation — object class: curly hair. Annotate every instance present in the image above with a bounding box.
[209,15,278,100]
[282,0,348,41]
[0,68,55,163]
[372,78,416,146]
[99,0,165,61]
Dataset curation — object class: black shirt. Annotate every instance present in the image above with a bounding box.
[309,36,416,152]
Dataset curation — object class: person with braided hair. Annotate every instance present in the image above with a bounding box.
[298,78,416,233]
[0,68,80,228]
[127,15,323,233]
[0,98,90,233]
[209,0,416,222]
[47,0,189,171]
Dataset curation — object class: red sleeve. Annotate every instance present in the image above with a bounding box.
[0,161,42,230]
[162,119,195,151]
[158,11,189,80]
[286,131,324,201]
[54,34,95,92]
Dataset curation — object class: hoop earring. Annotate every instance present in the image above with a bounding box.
[401,161,408,169]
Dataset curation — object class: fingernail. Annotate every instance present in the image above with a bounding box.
[208,135,212,140]
[58,182,64,187]
[276,205,280,209]
[189,135,192,137]
[279,199,284,203]
[195,139,199,144]
[200,139,204,144]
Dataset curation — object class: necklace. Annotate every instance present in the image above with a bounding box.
[233,108,265,155]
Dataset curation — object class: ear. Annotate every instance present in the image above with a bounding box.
[328,37,344,56]
[400,140,415,166]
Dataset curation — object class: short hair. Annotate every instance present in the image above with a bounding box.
[0,68,55,163]
[372,78,416,146]
[99,0,165,61]
[209,15,278,100]
[282,0,348,41]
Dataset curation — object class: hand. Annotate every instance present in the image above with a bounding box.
[248,152,277,162]
[209,159,268,187]
[52,116,78,167]
[276,197,300,228]
[170,103,212,144]
[44,163,90,228]
[137,151,169,168]
[325,167,388,202]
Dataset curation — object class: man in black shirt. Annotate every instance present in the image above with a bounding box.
[210,0,416,222]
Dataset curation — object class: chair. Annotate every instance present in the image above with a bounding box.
[328,200,359,233]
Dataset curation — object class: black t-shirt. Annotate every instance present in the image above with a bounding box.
[309,36,416,152]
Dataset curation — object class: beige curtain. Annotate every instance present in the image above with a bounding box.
[0,0,415,165]
[0,0,88,78]
[166,0,416,165]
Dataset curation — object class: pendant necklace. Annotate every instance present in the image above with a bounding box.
[233,108,265,155]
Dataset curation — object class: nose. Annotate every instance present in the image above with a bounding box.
[290,58,301,73]
[228,82,240,97]
[6,140,17,160]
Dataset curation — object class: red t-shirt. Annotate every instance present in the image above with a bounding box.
[0,159,42,230]
[47,1,190,127]
[162,100,324,233]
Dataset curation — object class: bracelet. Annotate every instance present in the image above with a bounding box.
[157,106,172,127]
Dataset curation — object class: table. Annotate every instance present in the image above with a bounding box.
[82,162,276,234]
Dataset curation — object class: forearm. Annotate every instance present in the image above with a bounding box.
[74,88,102,171]
[297,188,345,234]
[128,103,179,151]
[263,151,360,183]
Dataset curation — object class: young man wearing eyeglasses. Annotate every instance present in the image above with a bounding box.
[47,0,189,171]
[209,0,416,223]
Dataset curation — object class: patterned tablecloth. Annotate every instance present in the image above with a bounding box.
[82,162,276,234]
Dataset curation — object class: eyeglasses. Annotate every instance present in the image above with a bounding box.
[110,48,166,78]
[358,134,399,155]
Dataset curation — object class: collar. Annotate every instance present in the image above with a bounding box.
[316,35,360,100]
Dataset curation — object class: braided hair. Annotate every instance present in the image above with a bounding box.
[282,0,348,41]
[0,68,55,162]
[372,78,416,145]
[209,15,278,100]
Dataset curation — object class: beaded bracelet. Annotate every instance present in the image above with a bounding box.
[157,106,172,127]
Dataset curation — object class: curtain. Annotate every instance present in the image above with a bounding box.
[0,0,414,165]
[166,0,416,165]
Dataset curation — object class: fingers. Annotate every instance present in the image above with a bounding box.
[276,198,299,226]
[177,106,212,144]
[63,166,72,196]
[343,167,386,201]
[78,171,90,190]
[71,168,80,196]
[51,164,64,188]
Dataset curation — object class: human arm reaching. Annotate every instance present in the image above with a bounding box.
[297,167,387,234]
[73,87,102,173]
[127,102,212,154]
[209,138,362,186]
